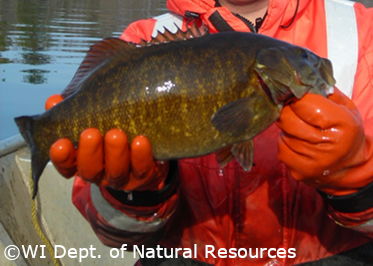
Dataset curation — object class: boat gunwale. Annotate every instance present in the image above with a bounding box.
[0,134,26,157]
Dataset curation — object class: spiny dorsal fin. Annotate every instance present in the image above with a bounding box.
[61,22,209,98]
[147,20,209,45]
[61,38,133,98]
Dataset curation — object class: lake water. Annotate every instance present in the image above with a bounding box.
[1,0,372,140]
[0,0,167,140]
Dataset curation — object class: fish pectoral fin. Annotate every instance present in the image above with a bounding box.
[231,140,254,171]
[211,98,255,137]
[215,145,234,168]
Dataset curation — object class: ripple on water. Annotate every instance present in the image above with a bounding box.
[0,0,167,140]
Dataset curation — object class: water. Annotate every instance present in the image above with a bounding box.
[0,0,167,140]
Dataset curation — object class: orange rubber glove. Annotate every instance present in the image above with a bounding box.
[278,88,373,196]
[45,95,168,191]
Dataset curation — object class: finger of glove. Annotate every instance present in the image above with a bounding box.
[279,131,335,160]
[45,94,64,111]
[103,129,130,188]
[278,136,326,183]
[328,87,347,105]
[50,138,76,178]
[149,161,169,190]
[288,93,346,129]
[290,91,363,152]
[121,160,169,191]
[278,131,343,179]
[328,87,361,117]
[77,128,104,183]
[277,105,329,143]
[130,135,155,180]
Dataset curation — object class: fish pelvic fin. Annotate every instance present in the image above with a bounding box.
[14,115,49,199]
[215,145,234,168]
[215,141,255,171]
[231,140,254,171]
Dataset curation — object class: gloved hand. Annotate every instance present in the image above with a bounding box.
[45,95,169,191]
[277,88,373,196]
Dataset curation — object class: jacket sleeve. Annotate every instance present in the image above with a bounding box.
[320,97,373,237]
[72,172,179,248]
[71,19,180,248]
[320,4,373,236]
[119,19,157,42]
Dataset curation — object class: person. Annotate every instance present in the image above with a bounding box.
[45,0,373,265]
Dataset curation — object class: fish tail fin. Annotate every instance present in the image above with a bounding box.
[14,115,35,148]
[14,115,49,199]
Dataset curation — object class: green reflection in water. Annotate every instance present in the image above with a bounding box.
[21,69,50,84]
[0,0,168,139]
[0,0,167,85]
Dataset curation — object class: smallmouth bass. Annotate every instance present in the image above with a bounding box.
[15,25,335,197]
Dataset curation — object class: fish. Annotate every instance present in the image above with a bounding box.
[14,24,335,198]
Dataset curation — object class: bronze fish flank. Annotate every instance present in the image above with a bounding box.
[14,26,335,198]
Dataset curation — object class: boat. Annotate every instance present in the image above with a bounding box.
[0,135,137,265]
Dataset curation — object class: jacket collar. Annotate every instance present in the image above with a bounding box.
[166,0,312,36]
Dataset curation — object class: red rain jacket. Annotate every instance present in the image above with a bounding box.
[72,0,373,265]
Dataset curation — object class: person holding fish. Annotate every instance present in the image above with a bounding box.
[39,0,373,265]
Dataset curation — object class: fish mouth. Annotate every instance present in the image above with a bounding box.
[254,66,297,106]
[256,73,275,103]
[254,46,336,105]
[256,64,310,97]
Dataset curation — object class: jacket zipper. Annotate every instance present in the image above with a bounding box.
[214,0,263,33]
[233,13,257,33]
[233,12,267,33]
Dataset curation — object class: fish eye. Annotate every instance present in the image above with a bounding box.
[298,48,309,59]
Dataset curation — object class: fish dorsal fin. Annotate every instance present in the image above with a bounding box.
[61,22,209,98]
[61,38,134,98]
[148,21,209,45]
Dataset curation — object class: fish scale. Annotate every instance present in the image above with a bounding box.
[14,26,335,197]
